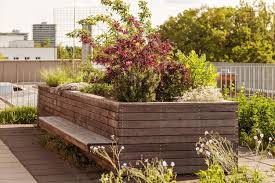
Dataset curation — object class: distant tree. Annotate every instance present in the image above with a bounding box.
[41,38,51,48]
[34,39,51,48]
[0,53,6,60]
[159,0,274,63]
[34,43,42,48]
[57,45,82,60]
[57,45,70,59]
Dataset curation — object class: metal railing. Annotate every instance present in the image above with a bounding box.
[213,63,275,98]
[1,62,274,110]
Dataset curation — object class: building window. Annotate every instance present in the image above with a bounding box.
[25,57,30,60]
[35,57,41,60]
[13,57,19,60]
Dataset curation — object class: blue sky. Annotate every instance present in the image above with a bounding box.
[0,0,273,35]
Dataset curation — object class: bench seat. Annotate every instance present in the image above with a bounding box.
[39,116,112,152]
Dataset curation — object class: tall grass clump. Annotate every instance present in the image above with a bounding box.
[41,67,82,87]
[0,106,37,124]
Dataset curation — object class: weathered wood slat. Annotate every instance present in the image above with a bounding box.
[40,94,118,129]
[119,112,237,121]
[119,102,238,113]
[119,143,197,152]
[118,135,237,144]
[118,119,237,128]
[39,92,119,121]
[120,151,201,160]
[39,116,112,152]
[117,127,237,136]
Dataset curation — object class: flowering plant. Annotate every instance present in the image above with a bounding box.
[90,135,176,183]
[68,0,190,102]
[178,86,224,102]
[196,131,274,182]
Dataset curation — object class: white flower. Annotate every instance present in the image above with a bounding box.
[111,135,115,139]
[90,146,94,151]
[104,178,109,181]
[171,162,175,167]
[101,146,105,149]
[162,161,168,167]
[199,148,203,153]
[268,152,272,157]
[206,141,209,145]
[253,136,258,140]
[260,134,264,138]
[257,140,262,144]
[93,147,98,150]
[269,137,273,141]
[205,151,211,157]
[121,146,125,150]
[196,147,200,151]
[144,159,148,163]
[200,143,205,148]
[122,163,127,167]
[205,131,209,136]
[209,140,213,144]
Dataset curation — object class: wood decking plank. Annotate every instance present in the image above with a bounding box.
[0,125,103,183]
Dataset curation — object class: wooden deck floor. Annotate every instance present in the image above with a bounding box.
[0,139,36,183]
[0,125,102,183]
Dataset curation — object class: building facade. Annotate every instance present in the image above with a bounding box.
[0,48,57,60]
[0,32,28,47]
[0,47,57,60]
[9,40,34,48]
[33,22,56,47]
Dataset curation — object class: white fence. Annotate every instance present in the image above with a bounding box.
[213,63,275,98]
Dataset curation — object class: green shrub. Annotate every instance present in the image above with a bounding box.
[198,164,265,183]
[81,83,112,97]
[178,50,217,88]
[0,106,37,124]
[197,164,227,183]
[80,62,106,83]
[40,134,95,168]
[112,67,160,102]
[236,93,275,147]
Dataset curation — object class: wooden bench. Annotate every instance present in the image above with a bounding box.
[38,116,112,153]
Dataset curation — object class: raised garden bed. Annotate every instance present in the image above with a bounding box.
[38,85,238,174]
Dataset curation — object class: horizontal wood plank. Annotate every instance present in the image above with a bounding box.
[119,119,238,128]
[119,112,237,121]
[119,103,238,113]
[118,135,237,144]
[117,127,237,136]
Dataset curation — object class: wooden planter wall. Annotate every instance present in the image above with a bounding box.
[38,85,238,174]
